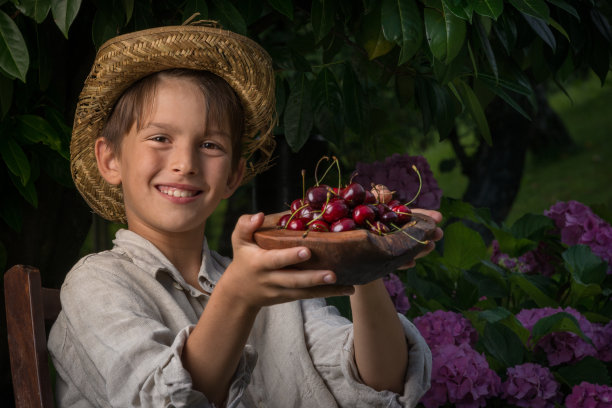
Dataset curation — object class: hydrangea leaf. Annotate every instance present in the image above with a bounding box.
[563,245,607,285]
[482,322,525,367]
[531,312,591,344]
[509,274,557,308]
[509,213,554,241]
[442,221,488,270]
[556,357,611,387]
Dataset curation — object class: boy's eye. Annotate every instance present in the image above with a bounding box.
[202,142,221,150]
[150,135,169,143]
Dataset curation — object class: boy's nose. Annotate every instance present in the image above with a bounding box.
[170,146,198,175]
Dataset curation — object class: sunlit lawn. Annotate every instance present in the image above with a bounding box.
[422,73,612,225]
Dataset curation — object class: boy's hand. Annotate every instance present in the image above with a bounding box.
[217,213,355,310]
[397,208,443,270]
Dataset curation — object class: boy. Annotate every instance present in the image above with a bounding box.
[49,23,440,407]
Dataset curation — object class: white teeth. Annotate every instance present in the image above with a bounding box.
[159,186,197,198]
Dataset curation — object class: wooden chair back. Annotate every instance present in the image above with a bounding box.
[4,265,61,408]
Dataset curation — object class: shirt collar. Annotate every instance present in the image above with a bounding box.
[111,229,227,289]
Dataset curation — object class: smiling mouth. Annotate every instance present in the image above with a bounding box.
[158,186,201,198]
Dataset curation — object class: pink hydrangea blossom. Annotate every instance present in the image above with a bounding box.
[565,382,612,408]
[353,154,442,209]
[591,321,612,362]
[501,363,560,408]
[382,273,410,314]
[491,241,557,276]
[545,201,612,273]
[516,307,597,366]
[420,343,501,408]
[413,310,478,349]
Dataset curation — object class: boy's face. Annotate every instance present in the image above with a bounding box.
[97,76,244,239]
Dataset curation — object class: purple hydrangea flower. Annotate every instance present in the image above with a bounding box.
[565,382,612,408]
[591,321,612,362]
[545,201,612,273]
[420,343,501,408]
[516,307,596,366]
[413,310,478,349]
[490,241,556,276]
[501,363,560,408]
[353,154,442,209]
[382,273,410,314]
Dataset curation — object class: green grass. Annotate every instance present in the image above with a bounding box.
[422,74,612,225]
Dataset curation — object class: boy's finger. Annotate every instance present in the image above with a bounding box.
[232,213,265,245]
[262,246,313,270]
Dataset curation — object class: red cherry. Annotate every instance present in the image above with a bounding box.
[380,210,398,225]
[352,204,376,226]
[290,198,306,213]
[376,203,391,215]
[277,214,291,228]
[306,185,331,207]
[322,200,349,223]
[308,219,330,232]
[341,182,366,207]
[387,199,401,208]
[331,218,356,232]
[298,205,319,222]
[286,218,306,231]
[369,220,390,235]
[364,190,376,204]
[392,204,412,224]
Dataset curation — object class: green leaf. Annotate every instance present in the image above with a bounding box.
[267,0,293,20]
[51,0,82,38]
[522,13,556,51]
[122,0,134,23]
[359,5,395,60]
[452,78,491,145]
[424,4,466,63]
[473,15,498,81]
[0,10,29,82]
[312,68,343,145]
[381,0,423,64]
[477,77,531,120]
[473,0,503,20]
[211,0,246,35]
[16,114,63,152]
[342,64,368,136]
[311,0,338,42]
[183,0,209,21]
[531,312,591,344]
[0,136,30,185]
[563,245,607,285]
[547,0,579,20]
[508,0,549,20]
[509,273,557,307]
[16,0,52,23]
[556,357,611,387]
[465,267,508,298]
[442,0,473,21]
[442,221,488,269]
[0,72,12,118]
[283,73,313,152]
[509,213,554,240]
[482,322,525,367]
[8,169,38,207]
[92,3,125,48]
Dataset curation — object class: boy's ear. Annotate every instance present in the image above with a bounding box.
[95,137,122,185]
[224,158,246,199]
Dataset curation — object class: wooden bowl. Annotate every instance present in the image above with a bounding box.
[253,212,437,285]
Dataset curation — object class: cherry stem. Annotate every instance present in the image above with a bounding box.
[301,169,306,201]
[334,156,341,190]
[306,192,331,226]
[283,203,308,229]
[348,171,358,185]
[404,165,422,206]
[318,156,339,187]
[391,222,429,244]
[314,156,329,186]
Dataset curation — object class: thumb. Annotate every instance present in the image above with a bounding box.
[232,212,265,246]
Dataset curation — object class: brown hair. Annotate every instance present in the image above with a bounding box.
[100,69,245,170]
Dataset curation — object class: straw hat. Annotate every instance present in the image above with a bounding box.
[70,22,276,224]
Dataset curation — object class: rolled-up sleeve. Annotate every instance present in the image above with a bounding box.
[48,258,256,408]
[301,298,432,408]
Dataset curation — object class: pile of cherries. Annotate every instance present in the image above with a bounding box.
[277,158,421,236]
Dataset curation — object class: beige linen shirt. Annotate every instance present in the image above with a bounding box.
[48,229,431,407]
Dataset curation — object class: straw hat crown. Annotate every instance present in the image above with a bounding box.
[71,23,276,224]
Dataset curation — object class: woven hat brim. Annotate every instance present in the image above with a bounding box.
[71,25,276,224]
